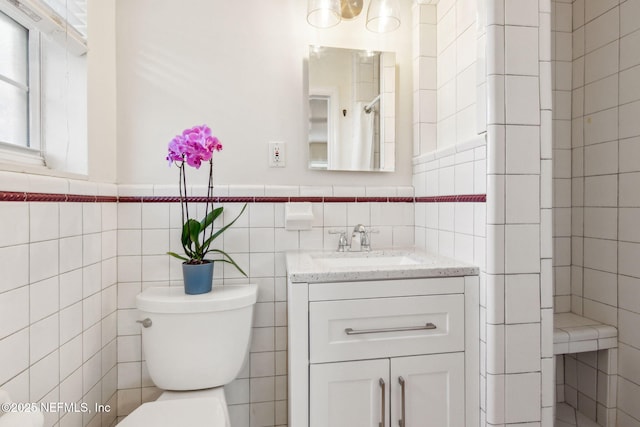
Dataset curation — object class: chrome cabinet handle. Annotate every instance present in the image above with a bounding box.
[344,323,436,336]
[379,378,386,427]
[398,376,406,427]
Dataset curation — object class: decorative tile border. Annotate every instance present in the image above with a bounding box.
[0,191,486,204]
[0,191,27,202]
[0,191,118,203]
[415,194,486,203]
[112,196,418,203]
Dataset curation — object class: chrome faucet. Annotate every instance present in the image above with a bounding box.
[350,224,371,252]
[329,224,376,252]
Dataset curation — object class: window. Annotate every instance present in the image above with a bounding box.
[0,0,87,173]
[0,10,40,156]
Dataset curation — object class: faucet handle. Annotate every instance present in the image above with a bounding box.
[361,228,379,251]
[328,230,349,252]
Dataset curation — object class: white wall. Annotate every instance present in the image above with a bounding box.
[87,0,118,184]
[41,37,88,176]
[114,0,414,186]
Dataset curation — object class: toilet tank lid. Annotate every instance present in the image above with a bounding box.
[136,284,257,314]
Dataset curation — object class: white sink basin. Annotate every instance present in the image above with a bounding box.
[310,252,422,269]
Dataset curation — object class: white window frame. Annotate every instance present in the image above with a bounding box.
[0,4,44,167]
[0,0,89,173]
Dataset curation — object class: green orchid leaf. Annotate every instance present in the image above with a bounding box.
[208,248,248,277]
[184,218,202,249]
[216,258,247,276]
[167,251,189,261]
[181,222,191,247]
[200,206,224,230]
[202,203,247,249]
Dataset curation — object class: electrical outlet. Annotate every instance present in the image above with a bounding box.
[269,141,285,167]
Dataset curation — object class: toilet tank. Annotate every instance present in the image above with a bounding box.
[136,284,257,391]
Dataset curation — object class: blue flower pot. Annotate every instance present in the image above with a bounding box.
[182,262,214,295]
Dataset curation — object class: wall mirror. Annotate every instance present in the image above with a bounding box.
[308,46,396,172]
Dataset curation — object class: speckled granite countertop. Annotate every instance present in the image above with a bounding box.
[286,248,479,283]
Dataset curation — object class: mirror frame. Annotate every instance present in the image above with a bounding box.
[307,46,396,172]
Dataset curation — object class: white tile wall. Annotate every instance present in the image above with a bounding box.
[551,0,575,320]
[481,0,554,424]
[549,0,640,424]
[0,184,118,427]
[113,184,414,427]
[413,143,487,267]
[414,3,438,156]
[561,350,620,426]
[430,0,482,150]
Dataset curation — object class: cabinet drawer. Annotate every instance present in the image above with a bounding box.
[309,294,464,363]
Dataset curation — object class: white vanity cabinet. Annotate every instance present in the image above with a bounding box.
[288,276,479,427]
[310,353,465,427]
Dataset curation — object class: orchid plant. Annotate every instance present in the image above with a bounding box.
[166,124,247,276]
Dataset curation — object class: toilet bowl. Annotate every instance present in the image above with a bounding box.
[117,396,226,427]
[119,284,257,426]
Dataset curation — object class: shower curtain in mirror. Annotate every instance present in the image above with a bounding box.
[347,101,375,170]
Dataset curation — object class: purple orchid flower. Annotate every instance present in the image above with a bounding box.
[166,125,222,168]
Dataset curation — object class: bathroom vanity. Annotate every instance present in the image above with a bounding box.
[286,249,480,427]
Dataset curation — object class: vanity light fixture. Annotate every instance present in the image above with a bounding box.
[366,0,401,33]
[306,0,342,28]
[340,0,364,19]
[307,0,400,33]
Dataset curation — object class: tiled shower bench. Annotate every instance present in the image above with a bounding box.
[553,312,618,427]
[553,312,617,355]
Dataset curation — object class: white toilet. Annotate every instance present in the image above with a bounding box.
[119,284,258,427]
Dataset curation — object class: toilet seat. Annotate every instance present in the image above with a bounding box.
[117,397,226,427]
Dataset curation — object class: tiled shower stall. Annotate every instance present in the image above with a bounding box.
[551,0,640,425]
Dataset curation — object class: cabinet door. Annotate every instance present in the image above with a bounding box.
[310,359,390,427]
[391,353,465,427]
